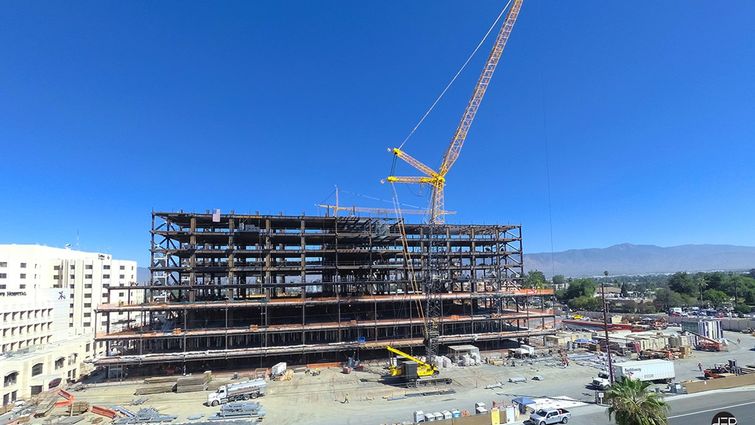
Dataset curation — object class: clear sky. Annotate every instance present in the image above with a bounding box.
[1,1,753,266]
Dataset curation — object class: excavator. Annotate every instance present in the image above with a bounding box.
[386,345,452,387]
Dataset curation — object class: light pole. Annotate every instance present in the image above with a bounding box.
[602,271,614,384]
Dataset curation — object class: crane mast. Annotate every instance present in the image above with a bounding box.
[386,0,524,359]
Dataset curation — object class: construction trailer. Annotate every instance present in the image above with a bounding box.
[94,211,554,370]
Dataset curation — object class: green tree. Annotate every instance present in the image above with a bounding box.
[563,278,597,300]
[668,272,696,296]
[570,295,601,311]
[703,289,730,308]
[523,270,546,289]
[705,272,727,291]
[606,378,669,425]
[734,303,751,315]
[552,274,566,287]
[637,302,657,314]
[612,300,637,313]
[692,274,707,303]
[554,289,566,300]
[620,282,629,298]
[653,288,690,310]
[743,287,755,305]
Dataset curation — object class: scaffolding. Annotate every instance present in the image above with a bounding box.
[95,211,555,368]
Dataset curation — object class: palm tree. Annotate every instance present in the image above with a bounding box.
[606,378,669,425]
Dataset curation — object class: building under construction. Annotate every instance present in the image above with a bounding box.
[95,211,554,370]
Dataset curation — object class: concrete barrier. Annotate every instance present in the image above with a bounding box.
[420,409,522,425]
[683,373,755,394]
[668,317,755,332]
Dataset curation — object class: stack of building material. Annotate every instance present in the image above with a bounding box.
[49,417,85,425]
[682,333,697,347]
[545,332,594,348]
[134,383,176,395]
[176,372,212,393]
[67,401,90,415]
[209,402,266,420]
[626,334,667,352]
[252,368,269,379]
[90,406,117,419]
[135,376,178,395]
[113,408,176,424]
[668,334,682,348]
[34,397,57,418]
[143,376,178,385]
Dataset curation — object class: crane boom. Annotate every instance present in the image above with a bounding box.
[387,0,524,224]
[386,345,432,368]
[386,345,439,378]
[439,0,523,177]
[317,204,456,216]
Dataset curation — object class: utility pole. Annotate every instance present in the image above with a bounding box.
[602,271,614,384]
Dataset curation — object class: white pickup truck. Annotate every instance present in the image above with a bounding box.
[591,371,611,390]
[529,408,571,425]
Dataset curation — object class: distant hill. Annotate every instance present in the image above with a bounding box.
[525,243,755,277]
[136,244,755,282]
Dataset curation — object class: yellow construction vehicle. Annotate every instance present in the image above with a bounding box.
[386,346,451,387]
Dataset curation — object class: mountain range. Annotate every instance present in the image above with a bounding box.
[525,243,755,277]
[135,243,755,283]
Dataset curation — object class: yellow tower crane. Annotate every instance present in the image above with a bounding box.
[386,0,524,224]
[384,0,525,360]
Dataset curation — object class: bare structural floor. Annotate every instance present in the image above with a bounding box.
[97,211,555,367]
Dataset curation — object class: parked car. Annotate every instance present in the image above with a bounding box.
[528,408,571,425]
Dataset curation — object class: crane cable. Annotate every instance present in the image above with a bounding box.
[390,182,427,334]
[536,0,556,280]
[398,0,513,150]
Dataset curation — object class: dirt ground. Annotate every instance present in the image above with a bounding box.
[39,331,755,425]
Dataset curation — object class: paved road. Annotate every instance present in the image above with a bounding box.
[573,389,754,425]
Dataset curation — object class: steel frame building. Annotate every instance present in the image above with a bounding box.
[95,211,554,368]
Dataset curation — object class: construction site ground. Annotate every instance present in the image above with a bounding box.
[45,331,755,425]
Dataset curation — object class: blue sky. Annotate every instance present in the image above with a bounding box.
[1,1,753,266]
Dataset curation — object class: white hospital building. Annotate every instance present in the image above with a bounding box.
[0,245,142,405]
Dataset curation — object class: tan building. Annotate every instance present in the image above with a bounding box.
[0,245,142,340]
[0,246,141,406]
[1,336,93,405]
[0,296,55,354]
